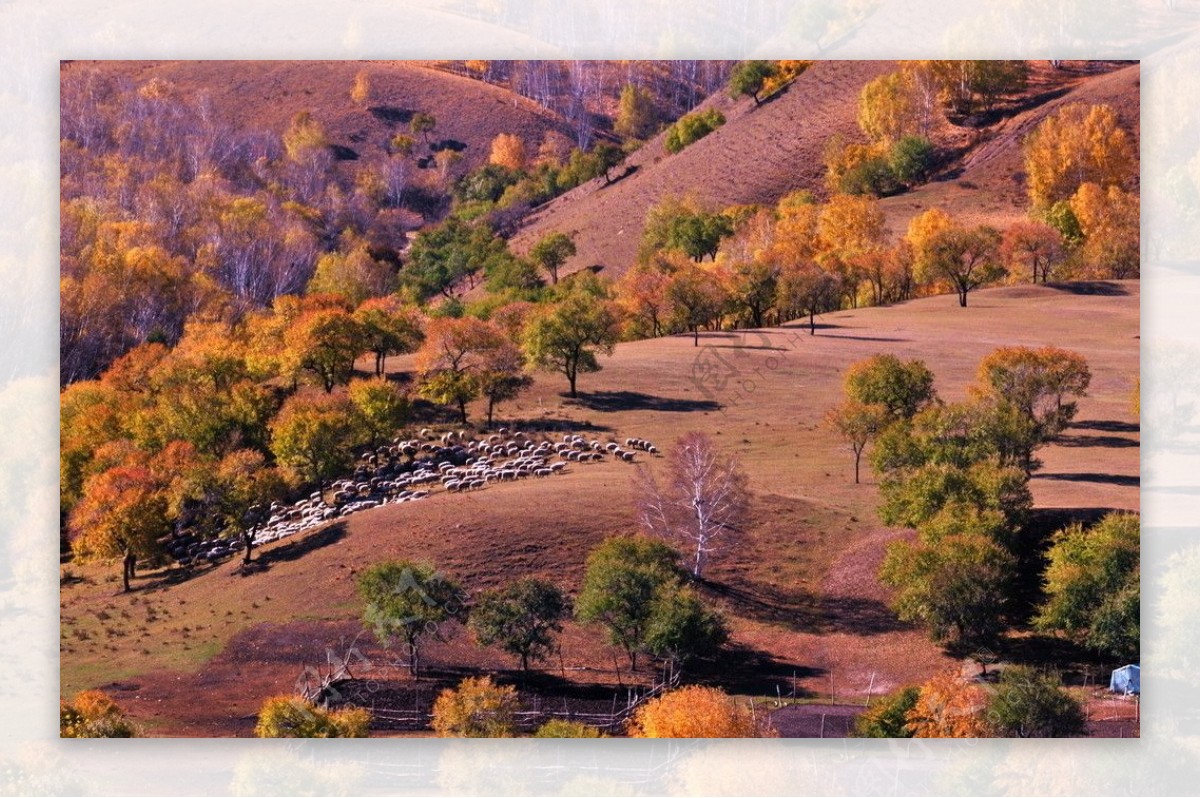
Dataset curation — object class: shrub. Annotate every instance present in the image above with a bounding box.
[664,109,726,154]
[852,687,919,738]
[431,676,518,738]
[986,667,1085,738]
[60,690,139,738]
[533,719,606,738]
[254,695,370,738]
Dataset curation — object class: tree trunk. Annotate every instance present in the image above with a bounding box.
[959,289,968,307]
[692,326,699,346]
[809,312,816,335]
[629,650,638,672]
[458,399,468,424]
[567,365,578,398]
[122,552,135,592]
[243,530,254,564]
[854,448,862,484]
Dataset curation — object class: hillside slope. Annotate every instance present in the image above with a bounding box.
[64,59,578,188]
[513,60,1140,279]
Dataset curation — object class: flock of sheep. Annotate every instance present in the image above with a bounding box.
[167,428,660,567]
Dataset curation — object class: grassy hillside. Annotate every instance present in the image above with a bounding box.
[60,281,1139,736]
[512,60,1140,278]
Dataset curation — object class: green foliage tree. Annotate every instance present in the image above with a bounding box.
[358,560,463,676]
[643,584,728,667]
[615,84,659,139]
[404,217,511,300]
[641,196,734,263]
[523,282,621,397]
[254,695,370,737]
[729,60,778,105]
[269,392,365,489]
[889,136,936,186]
[844,354,937,421]
[880,529,1016,652]
[664,109,726,154]
[986,667,1085,738]
[469,578,569,673]
[876,459,1032,532]
[431,676,518,737]
[1035,513,1140,660]
[410,111,436,145]
[529,231,577,285]
[285,308,366,392]
[851,687,919,738]
[574,536,686,670]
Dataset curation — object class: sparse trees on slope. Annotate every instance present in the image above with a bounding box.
[635,432,750,578]
[1069,182,1140,279]
[416,316,512,423]
[284,307,366,393]
[347,377,410,445]
[615,84,659,139]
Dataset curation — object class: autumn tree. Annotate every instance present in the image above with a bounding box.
[616,262,674,338]
[205,448,287,564]
[972,346,1091,441]
[358,560,463,677]
[827,400,890,483]
[663,109,726,154]
[1001,221,1066,284]
[775,260,840,334]
[534,719,606,738]
[729,60,778,106]
[307,245,396,307]
[269,392,365,488]
[416,316,512,423]
[729,259,780,329]
[1023,103,1136,211]
[628,686,771,738]
[488,132,528,171]
[1069,182,1140,279]
[254,696,369,738]
[615,84,658,140]
[665,263,728,346]
[347,377,410,445]
[1035,513,1140,660]
[921,224,1004,306]
[350,70,371,107]
[468,578,568,674]
[69,462,168,592]
[522,281,621,397]
[475,338,532,426]
[906,671,992,738]
[529,231,576,285]
[352,296,424,376]
[635,432,750,578]
[430,676,518,738]
[858,69,922,144]
[817,193,887,260]
[924,60,1029,119]
[284,307,366,392]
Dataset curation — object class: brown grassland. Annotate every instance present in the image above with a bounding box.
[60,280,1139,736]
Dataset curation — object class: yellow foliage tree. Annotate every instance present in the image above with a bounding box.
[254,695,370,737]
[1023,103,1136,211]
[858,70,921,144]
[350,70,371,107]
[489,133,528,171]
[431,676,518,738]
[1068,182,1140,279]
[627,685,773,738]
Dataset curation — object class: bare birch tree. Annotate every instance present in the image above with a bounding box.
[635,432,750,578]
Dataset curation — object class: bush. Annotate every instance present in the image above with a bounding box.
[852,687,919,738]
[533,719,606,738]
[254,695,370,738]
[987,667,1085,738]
[431,676,518,738]
[890,136,936,185]
[60,690,139,738]
[664,109,726,154]
[627,686,772,738]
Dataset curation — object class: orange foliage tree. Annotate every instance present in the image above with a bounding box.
[1023,103,1136,211]
[627,686,773,738]
[906,671,993,738]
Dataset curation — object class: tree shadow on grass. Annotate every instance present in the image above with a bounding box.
[1035,472,1140,487]
[689,643,824,698]
[1045,280,1129,296]
[254,522,348,568]
[368,106,414,124]
[1056,434,1140,449]
[567,390,721,413]
[1072,419,1140,434]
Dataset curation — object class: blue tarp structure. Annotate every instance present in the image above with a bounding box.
[1110,664,1140,694]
